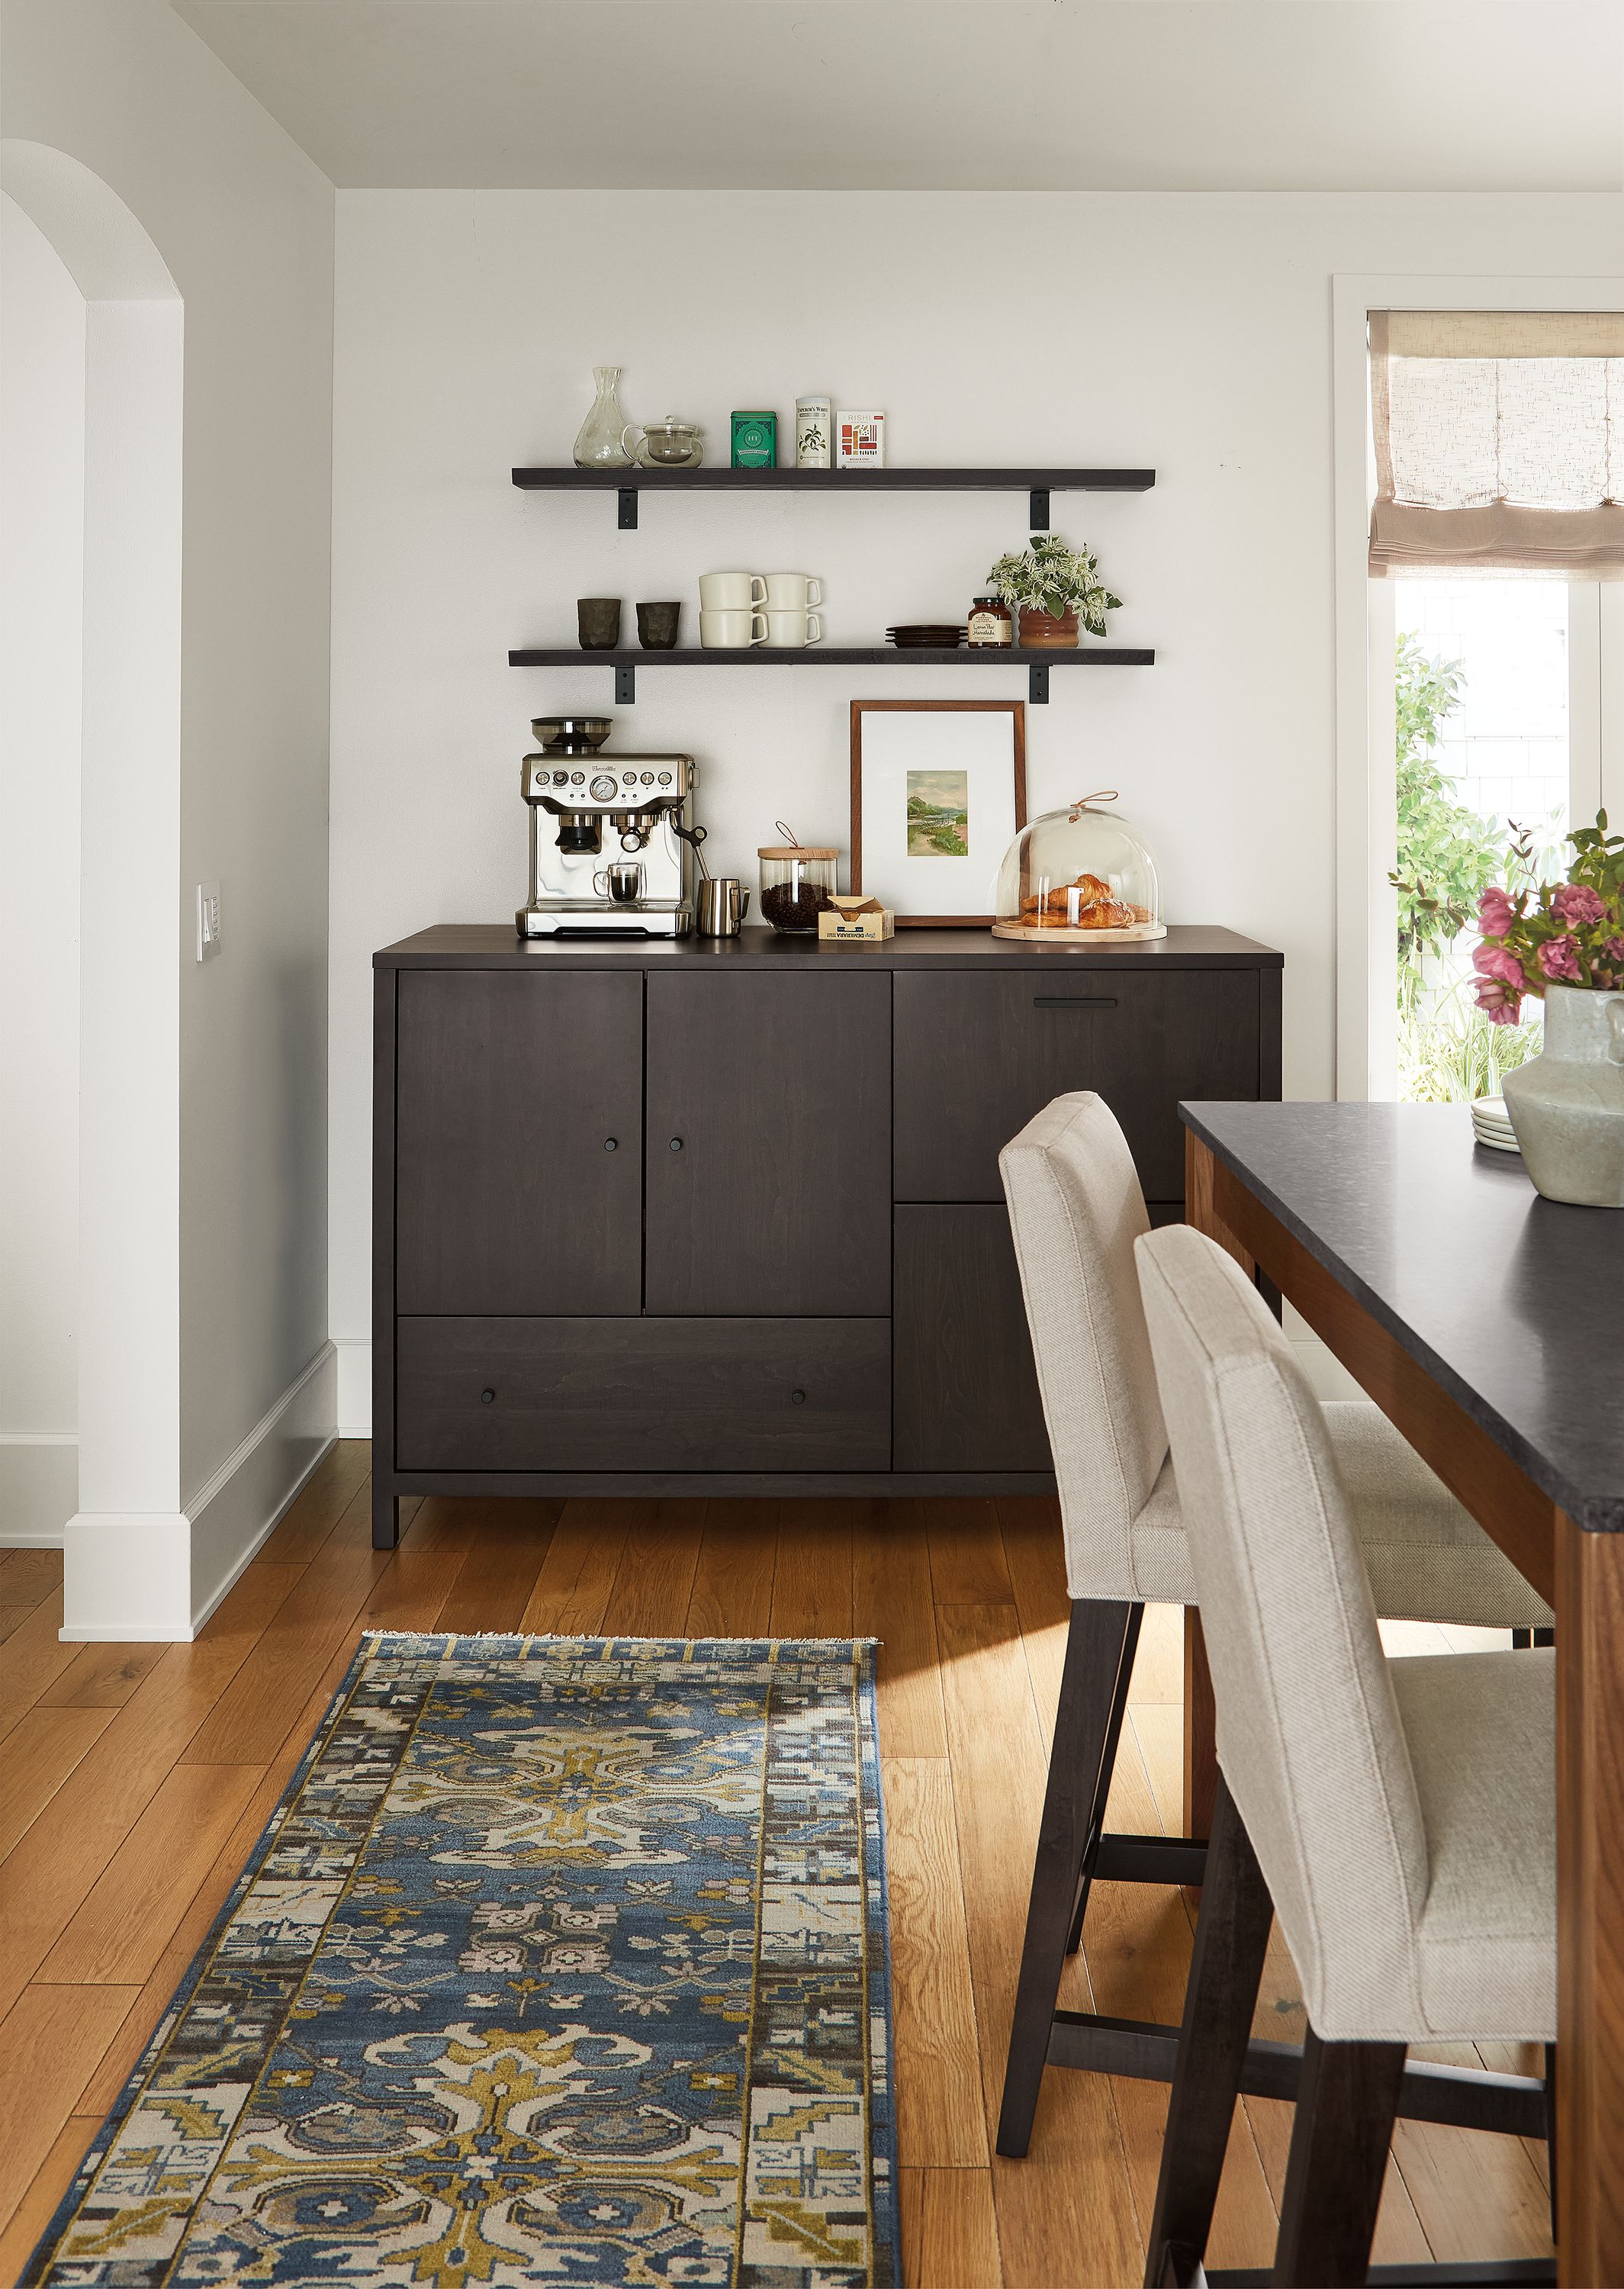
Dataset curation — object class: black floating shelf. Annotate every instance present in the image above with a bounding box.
[507,644,1155,706]
[513,465,1154,530]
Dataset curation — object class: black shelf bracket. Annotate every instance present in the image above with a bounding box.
[618,487,638,531]
[1029,661,1050,705]
[1029,486,1050,530]
[616,662,636,703]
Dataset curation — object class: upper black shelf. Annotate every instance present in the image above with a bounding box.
[508,643,1154,706]
[513,465,1155,530]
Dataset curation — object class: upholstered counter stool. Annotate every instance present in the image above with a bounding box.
[1136,1225,1555,2289]
[996,1094,1553,2161]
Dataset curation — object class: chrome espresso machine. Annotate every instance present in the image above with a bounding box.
[516,717,698,938]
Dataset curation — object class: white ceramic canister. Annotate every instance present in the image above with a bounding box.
[1500,984,1624,1207]
[796,396,832,470]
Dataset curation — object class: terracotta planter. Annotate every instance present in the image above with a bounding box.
[1018,609,1080,650]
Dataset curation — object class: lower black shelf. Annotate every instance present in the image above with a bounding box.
[506,642,1156,704]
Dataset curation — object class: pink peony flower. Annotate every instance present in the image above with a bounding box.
[1551,883,1607,929]
[1472,940,1526,1025]
[1538,935,1583,984]
[1606,937,1624,964]
[1477,884,1518,937]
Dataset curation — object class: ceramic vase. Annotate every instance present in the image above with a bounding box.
[1018,609,1080,649]
[1500,984,1624,1207]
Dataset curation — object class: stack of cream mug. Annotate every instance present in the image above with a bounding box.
[699,571,823,649]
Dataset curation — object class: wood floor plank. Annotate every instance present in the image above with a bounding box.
[927,1499,1015,1607]
[0,1548,63,1607]
[0,1561,302,2022]
[39,1763,264,1986]
[179,1539,388,1766]
[39,1641,169,1710]
[359,1549,468,1634]
[1129,1603,1186,1706]
[1388,2116,1556,2268]
[883,1756,987,2168]
[686,1502,777,1638]
[934,1601,1143,2289]
[772,1500,854,1638]
[600,1502,706,1638]
[0,1986,140,2239]
[854,1500,947,1759]
[252,1437,371,1566]
[902,2167,1003,2287]
[0,1592,80,1730]
[0,1706,117,1865]
[899,2166,925,2289]
[518,1499,635,1635]
[435,1500,562,1636]
[0,1603,34,1647]
[399,1495,493,1553]
[0,2111,98,2280]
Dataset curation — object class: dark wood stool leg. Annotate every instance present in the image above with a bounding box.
[1544,2039,1558,2248]
[1144,1776,1274,2289]
[997,1597,1143,2159]
[1271,2028,1407,2287]
[1064,1602,1144,1955]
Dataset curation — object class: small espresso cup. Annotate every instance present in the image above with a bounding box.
[699,571,766,612]
[699,607,767,649]
[593,861,644,903]
[577,597,622,649]
[636,600,681,650]
[763,609,822,649]
[764,572,823,611]
[695,877,751,937]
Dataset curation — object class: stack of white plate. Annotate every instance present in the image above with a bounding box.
[1471,1096,1521,1154]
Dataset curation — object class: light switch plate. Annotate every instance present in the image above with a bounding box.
[197,881,221,961]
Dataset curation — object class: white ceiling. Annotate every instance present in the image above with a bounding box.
[171,2,1624,194]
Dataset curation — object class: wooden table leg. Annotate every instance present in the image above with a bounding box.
[1556,1508,1624,2285]
[1183,1608,1217,1843]
[1182,1132,1253,1841]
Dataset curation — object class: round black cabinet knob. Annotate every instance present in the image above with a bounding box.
[668,1137,683,1152]
[790,1389,807,1405]
[481,1388,496,1405]
[603,1137,618,1151]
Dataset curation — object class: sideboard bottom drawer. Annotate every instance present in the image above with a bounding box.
[396,1317,891,1472]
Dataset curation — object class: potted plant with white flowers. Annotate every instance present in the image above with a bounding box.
[986,532,1122,649]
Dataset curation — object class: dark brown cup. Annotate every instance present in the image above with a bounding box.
[637,600,681,651]
[577,597,622,649]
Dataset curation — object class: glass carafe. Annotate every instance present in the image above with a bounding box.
[574,365,633,471]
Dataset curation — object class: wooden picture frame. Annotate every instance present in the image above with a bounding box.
[850,700,1027,927]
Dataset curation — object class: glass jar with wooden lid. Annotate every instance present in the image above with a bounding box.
[758,823,838,933]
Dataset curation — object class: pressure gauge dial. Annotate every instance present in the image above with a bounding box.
[590,773,617,801]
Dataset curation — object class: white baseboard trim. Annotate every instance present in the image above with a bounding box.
[61,1341,339,1642]
[335,1334,371,1439]
[0,1434,79,1546]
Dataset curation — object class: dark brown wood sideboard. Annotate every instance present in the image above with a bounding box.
[371,925,1282,1545]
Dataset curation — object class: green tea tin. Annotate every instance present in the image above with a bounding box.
[730,410,777,468]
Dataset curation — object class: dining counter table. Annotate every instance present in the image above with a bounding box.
[1180,1097,1624,2287]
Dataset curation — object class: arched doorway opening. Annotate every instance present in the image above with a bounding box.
[0,140,187,1634]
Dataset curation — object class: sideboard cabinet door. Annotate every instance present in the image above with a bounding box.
[395,970,643,1314]
[645,972,891,1315]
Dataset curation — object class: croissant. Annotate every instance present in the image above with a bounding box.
[1018,871,1131,926]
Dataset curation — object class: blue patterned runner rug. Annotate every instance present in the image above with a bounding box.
[25,1632,899,2287]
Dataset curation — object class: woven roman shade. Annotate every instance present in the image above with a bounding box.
[1369,309,1624,578]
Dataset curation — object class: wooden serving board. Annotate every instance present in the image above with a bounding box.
[989,920,1168,943]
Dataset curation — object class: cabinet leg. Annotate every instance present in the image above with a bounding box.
[372,1484,400,1550]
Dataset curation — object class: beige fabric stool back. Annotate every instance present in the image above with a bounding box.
[1001,1093,1169,1599]
[1135,1223,1431,2039]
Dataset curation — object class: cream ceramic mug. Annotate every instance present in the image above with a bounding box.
[763,610,823,649]
[699,607,767,649]
[764,573,824,610]
[699,571,766,611]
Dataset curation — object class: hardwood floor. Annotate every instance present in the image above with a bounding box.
[0,1449,1557,2284]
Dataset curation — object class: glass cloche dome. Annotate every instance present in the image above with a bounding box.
[992,791,1166,942]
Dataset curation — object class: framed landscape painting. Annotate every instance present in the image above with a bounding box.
[850,700,1026,926]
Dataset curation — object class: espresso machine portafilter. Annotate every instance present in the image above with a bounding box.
[516,717,698,938]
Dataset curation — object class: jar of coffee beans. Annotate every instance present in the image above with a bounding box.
[758,826,838,933]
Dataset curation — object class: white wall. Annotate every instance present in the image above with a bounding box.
[2,0,336,1623]
[327,189,1624,1423]
[0,195,84,1539]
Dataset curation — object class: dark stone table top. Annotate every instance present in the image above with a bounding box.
[1181,1099,1624,1533]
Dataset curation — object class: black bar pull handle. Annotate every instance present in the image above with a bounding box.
[1033,994,1118,1009]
